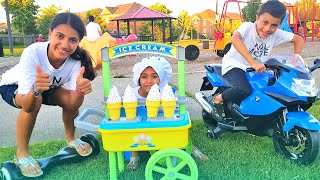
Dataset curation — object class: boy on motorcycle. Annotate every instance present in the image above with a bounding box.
[211,0,304,121]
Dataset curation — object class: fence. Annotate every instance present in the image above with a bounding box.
[0,34,154,47]
[0,34,47,46]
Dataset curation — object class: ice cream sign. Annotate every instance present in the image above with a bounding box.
[108,42,177,59]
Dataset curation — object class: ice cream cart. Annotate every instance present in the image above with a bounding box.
[75,42,198,180]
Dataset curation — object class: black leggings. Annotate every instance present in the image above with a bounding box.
[221,68,252,105]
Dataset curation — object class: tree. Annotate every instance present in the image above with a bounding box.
[149,3,172,14]
[37,5,62,37]
[242,0,261,22]
[298,0,317,21]
[177,10,192,40]
[1,0,39,34]
[84,9,107,32]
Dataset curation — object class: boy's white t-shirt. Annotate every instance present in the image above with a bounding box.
[222,22,294,75]
[0,41,81,94]
[86,22,102,42]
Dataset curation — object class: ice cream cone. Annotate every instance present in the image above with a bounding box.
[162,100,176,118]
[107,102,122,120]
[146,100,161,118]
[123,101,138,120]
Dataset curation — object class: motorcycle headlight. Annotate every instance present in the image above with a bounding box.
[291,78,319,97]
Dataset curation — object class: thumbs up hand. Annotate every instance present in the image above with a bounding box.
[34,65,50,93]
[76,66,92,95]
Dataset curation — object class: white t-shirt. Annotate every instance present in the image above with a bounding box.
[222,22,294,75]
[86,22,102,42]
[0,41,81,94]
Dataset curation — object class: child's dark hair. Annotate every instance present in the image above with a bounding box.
[89,15,94,22]
[258,0,286,23]
[50,13,96,81]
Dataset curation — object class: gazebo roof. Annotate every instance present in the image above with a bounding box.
[112,6,175,21]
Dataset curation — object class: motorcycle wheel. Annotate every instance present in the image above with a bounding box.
[202,109,218,129]
[273,126,320,165]
[202,109,219,139]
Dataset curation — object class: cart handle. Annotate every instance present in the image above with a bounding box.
[74,108,105,132]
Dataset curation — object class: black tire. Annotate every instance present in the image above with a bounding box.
[202,109,218,130]
[185,45,200,61]
[273,126,320,165]
[0,166,13,180]
[223,43,231,54]
[216,50,224,57]
[80,133,100,156]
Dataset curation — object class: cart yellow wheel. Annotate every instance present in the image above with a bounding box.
[145,148,198,180]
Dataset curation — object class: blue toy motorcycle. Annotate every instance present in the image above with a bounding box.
[195,54,320,164]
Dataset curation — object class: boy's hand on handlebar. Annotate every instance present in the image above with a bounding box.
[251,62,266,73]
[35,65,50,93]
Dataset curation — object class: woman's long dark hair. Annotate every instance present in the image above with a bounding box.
[50,13,96,80]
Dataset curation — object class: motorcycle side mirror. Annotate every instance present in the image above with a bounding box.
[309,58,320,72]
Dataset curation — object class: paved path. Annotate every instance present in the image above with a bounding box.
[0,57,205,147]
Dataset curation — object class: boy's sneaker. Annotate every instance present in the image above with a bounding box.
[211,102,225,122]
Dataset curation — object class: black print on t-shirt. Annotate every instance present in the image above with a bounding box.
[249,43,269,58]
[49,76,61,88]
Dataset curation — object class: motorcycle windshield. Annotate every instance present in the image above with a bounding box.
[266,54,311,79]
[266,54,318,97]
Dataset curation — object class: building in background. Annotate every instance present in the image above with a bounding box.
[104,2,143,35]
[192,9,216,39]
[191,9,241,40]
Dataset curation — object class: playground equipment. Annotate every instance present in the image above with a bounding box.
[179,27,200,61]
[0,133,100,180]
[179,39,200,61]
[280,13,293,33]
[75,41,198,180]
[302,0,319,42]
[286,2,306,41]
[213,0,243,57]
[80,33,138,67]
[287,1,320,42]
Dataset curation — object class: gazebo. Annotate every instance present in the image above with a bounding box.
[111,6,176,44]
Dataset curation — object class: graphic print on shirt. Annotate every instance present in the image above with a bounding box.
[249,43,269,59]
[49,76,62,89]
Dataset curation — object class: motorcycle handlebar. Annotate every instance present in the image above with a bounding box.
[246,64,290,72]
[204,64,214,73]
[246,67,255,72]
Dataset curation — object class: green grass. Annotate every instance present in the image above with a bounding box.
[1,103,320,179]
[3,46,25,56]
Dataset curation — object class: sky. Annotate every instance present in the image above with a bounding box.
[0,0,309,23]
